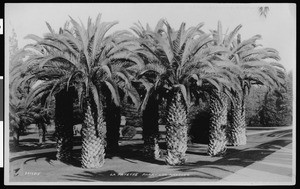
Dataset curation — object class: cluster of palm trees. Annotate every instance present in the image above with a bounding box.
[9,14,286,168]
[10,51,54,146]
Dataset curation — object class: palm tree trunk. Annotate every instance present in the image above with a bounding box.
[208,92,228,156]
[227,96,246,146]
[105,102,121,154]
[165,89,188,165]
[81,99,106,169]
[38,123,46,144]
[142,92,160,159]
[54,89,74,162]
[12,127,20,146]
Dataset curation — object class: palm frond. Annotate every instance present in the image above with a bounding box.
[45,22,55,34]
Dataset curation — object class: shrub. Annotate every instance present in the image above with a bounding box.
[121,126,137,139]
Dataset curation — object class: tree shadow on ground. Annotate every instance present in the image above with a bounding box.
[105,143,167,165]
[10,129,292,182]
[9,134,82,153]
[166,137,292,181]
[265,130,292,137]
[9,143,57,153]
[12,149,83,168]
[22,152,57,165]
[61,135,291,182]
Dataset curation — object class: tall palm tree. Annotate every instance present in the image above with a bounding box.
[227,34,285,146]
[54,87,76,161]
[183,21,242,156]
[102,88,121,154]
[9,100,31,146]
[131,19,165,159]
[102,59,141,154]
[136,20,239,164]
[9,85,52,146]
[211,21,285,146]
[192,66,241,156]
[9,53,45,146]
[20,14,142,168]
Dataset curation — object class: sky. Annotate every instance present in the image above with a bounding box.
[5,3,296,72]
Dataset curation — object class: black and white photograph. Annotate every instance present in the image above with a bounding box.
[4,3,296,185]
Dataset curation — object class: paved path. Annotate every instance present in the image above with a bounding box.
[221,142,294,185]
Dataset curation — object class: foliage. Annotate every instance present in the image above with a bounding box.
[9,28,19,61]
[245,71,293,127]
[8,14,292,166]
[9,91,53,135]
[258,6,269,18]
[244,86,267,126]
[13,14,144,166]
[20,14,142,122]
[258,71,293,126]
[9,51,54,136]
[134,19,242,114]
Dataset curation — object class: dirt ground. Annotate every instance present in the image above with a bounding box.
[7,124,293,184]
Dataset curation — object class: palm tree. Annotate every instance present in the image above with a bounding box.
[258,6,269,18]
[188,21,242,156]
[102,59,141,154]
[228,34,285,146]
[208,21,243,149]
[131,20,165,159]
[9,85,52,146]
[54,87,76,161]
[20,14,142,168]
[192,66,241,156]
[135,19,239,164]
[36,107,52,144]
[211,21,285,146]
[102,88,121,154]
[9,53,41,146]
[9,100,30,146]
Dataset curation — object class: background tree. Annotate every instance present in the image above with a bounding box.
[9,83,53,146]
[18,21,78,163]
[244,85,266,127]
[9,99,30,146]
[103,58,141,154]
[9,28,19,62]
[258,71,293,127]
[258,6,270,18]
[9,48,36,146]
[131,19,165,159]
